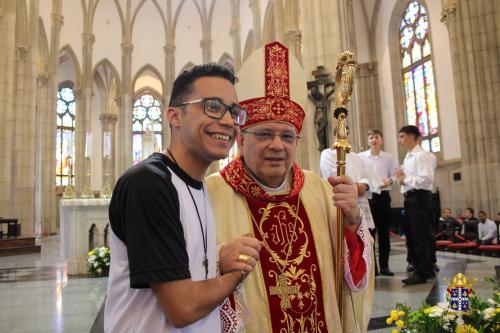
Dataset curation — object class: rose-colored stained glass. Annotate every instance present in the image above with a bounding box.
[413,65,429,136]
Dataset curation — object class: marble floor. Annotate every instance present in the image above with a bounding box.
[0,236,498,333]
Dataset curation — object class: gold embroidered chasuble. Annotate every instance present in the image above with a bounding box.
[207,160,374,332]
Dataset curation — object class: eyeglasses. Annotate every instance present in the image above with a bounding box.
[174,97,247,125]
[243,130,300,145]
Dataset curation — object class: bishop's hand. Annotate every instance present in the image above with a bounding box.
[328,175,361,230]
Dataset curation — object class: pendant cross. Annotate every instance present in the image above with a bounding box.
[203,256,208,278]
[269,274,299,309]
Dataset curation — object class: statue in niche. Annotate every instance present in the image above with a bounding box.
[308,84,334,151]
[142,122,157,159]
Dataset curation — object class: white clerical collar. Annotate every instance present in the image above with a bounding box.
[254,175,289,194]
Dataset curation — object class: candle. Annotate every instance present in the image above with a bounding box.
[85,132,92,158]
[103,132,112,158]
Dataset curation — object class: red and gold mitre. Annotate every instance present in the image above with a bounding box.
[237,41,306,133]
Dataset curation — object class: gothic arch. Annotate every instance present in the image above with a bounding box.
[217,53,234,69]
[243,30,254,63]
[59,45,82,89]
[262,1,275,44]
[15,0,28,46]
[177,61,196,76]
[93,58,121,91]
[132,64,164,97]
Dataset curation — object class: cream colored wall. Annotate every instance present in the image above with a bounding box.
[93,1,122,71]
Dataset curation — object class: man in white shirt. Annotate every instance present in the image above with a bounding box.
[395,125,437,285]
[477,210,497,245]
[360,129,396,276]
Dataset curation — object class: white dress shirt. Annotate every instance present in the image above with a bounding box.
[320,149,375,229]
[400,145,437,193]
[359,149,397,194]
[478,219,497,241]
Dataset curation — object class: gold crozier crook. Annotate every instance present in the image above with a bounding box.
[332,50,358,331]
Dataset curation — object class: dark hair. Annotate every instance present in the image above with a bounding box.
[169,63,237,107]
[465,207,474,214]
[367,129,383,137]
[398,125,421,138]
[478,210,486,215]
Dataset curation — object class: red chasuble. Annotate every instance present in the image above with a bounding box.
[221,157,328,332]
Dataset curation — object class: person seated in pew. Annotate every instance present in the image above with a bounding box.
[437,208,458,241]
[477,211,497,245]
[457,207,479,240]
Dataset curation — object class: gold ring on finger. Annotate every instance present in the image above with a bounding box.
[238,254,249,263]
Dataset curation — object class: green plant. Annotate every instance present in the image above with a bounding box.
[386,277,499,333]
[87,246,110,277]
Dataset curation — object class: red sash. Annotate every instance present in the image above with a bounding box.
[221,157,328,332]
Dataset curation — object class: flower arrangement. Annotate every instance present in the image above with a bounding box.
[87,246,110,277]
[386,277,499,333]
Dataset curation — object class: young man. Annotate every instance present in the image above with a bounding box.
[395,125,436,285]
[458,207,479,240]
[206,42,372,332]
[104,64,262,332]
[359,129,397,276]
[477,211,497,245]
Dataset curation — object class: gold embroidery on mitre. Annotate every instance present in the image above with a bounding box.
[266,44,289,98]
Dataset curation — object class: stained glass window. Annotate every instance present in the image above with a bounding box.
[132,93,163,164]
[56,87,76,186]
[400,0,440,152]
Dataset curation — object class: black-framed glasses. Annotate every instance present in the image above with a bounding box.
[243,130,300,145]
[174,97,247,126]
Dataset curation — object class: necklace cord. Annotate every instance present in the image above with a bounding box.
[167,149,208,279]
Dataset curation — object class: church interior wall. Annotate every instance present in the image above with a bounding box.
[174,0,204,73]
[132,1,168,76]
[92,1,122,72]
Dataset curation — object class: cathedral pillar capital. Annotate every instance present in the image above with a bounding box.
[37,72,50,87]
[99,113,118,124]
[51,13,64,30]
[121,42,133,54]
[82,32,95,45]
[248,0,260,11]
[163,44,175,55]
[73,88,82,99]
[15,44,29,62]
[441,4,457,25]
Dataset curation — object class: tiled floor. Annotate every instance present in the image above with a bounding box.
[0,236,498,333]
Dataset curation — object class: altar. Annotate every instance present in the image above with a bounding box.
[60,198,110,275]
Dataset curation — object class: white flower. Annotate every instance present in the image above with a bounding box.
[96,268,102,273]
[428,307,444,317]
[487,298,496,305]
[93,262,99,268]
[483,307,495,320]
[437,302,449,309]
[443,312,456,323]
[106,262,110,267]
[88,255,96,263]
[456,316,464,326]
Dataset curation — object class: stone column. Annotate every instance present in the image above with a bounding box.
[273,0,285,42]
[163,43,175,149]
[9,0,39,236]
[441,0,500,215]
[248,0,262,49]
[229,0,241,70]
[355,62,382,148]
[35,4,63,235]
[99,113,118,191]
[200,38,212,63]
[75,32,95,194]
[117,42,133,176]
[0,1,17,222]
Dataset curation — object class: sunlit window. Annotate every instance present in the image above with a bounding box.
[56,87,76,186]
[132,93,163,164]
[400,0,440,152]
